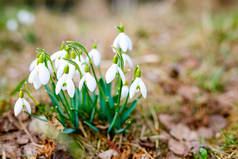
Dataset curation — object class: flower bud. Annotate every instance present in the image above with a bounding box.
[71,51,76,59]
[136,68,141,77]
[93,43,97,49]
[85,65,89,73]
[65,51,70,59]
[36,52,41,58]
[60,42,65,50]
[19,89,24,98]
[64,65,69,74]
[116,24,124,33]
[37,54,44,64]
[113,55,118,64]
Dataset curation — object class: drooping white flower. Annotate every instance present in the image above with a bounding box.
[78,66,96,92]
[29,58,52,72]
[55,75,75,98]
[28,56,50,89]
[6,19,18,32]
[17,10,35,25]
[121,85,129,99]
[129,69,147,99]
[113,27,132,52]
[88,44,101,66]
[56,61,75,79]
[14,90,31,116]
[51,50,67,69]
[105,56,125,84]
[122,53,133,67]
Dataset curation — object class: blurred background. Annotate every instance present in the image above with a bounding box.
[1,0,238,116]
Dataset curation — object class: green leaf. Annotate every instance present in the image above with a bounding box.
[199,148,208,159]
[67,41,88,54]
[107,112,118,134]
[121,100,137,124]
[62,128,76,134]
[83,121,100,133]
[10,76,28,96]
[63,58,81,72]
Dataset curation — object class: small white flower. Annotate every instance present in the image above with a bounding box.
[121,85,129,99]
[78,72,96,92]
[14,97,31,116]
[28,63,50,89]
[29,58,52,72]
[122,53,133,67]
[55,74,75,98]
[129,77,147,99]
[17,10,35,25]
[113,32,132,52]
[88,48,101,66]
[56,62,75,79]
[105,64,125,84]
[51,50,67,69]
[6,19,18,32]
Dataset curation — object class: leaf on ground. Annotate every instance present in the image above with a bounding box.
[177,85,199,101]
[98,149,119,159]
[120,145,131,159]
[132,151,150,159]
[209,115,227,132]
[168,139,189,156]
[22,143,39,158]
[17,134,29,145]
[166,152,182,159]
[197,127,213,139]
[139,138,155,149]
[38,139,56,158]
[170,124,198,141]
[159,114,176,130]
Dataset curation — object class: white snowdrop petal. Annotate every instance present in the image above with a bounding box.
[129,78,139,99]
[57,65,65,79]
[117,67,125,84]
[29,59,37,71]
[112,35,120,52]
[139,78,147,98]
[55,75,66,94]
[121,86,129,99]
[91,49,101,66]
[14,98,23,116]
[66,79,75,98]
[28,68,37,83]
[23,99,31,114]
[33,77,42,89]
[122,54,133,67]
[119,34,129,52]
[105,64,117,83]
[38,64,50,85]
[86,74,96,92]
[78,76,86,91]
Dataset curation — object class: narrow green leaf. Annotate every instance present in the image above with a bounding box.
[67,41,88,54]
[62,128,76,134]
[107,112,118,133]
[83,121,100,133]
[121,100,137,124]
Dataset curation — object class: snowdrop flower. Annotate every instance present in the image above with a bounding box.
[113,24,132,52]
[6,19,18,32]
[28,55,50,89]
[105,55,125,84]
[51,49,67,69]
[121,80,129,99]
[17,10,35,25]
[78,65,96,92]
[88,44,101,66]
[56,65,75,97]
[122,53,133,67]
[29,54,52,72]
[55,51,75,79]
[14,89,31,116]
[129,68,147,99]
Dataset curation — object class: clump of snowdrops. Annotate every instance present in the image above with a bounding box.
[14,24,147,136]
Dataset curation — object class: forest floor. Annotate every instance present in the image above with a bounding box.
[1,1,238,158]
